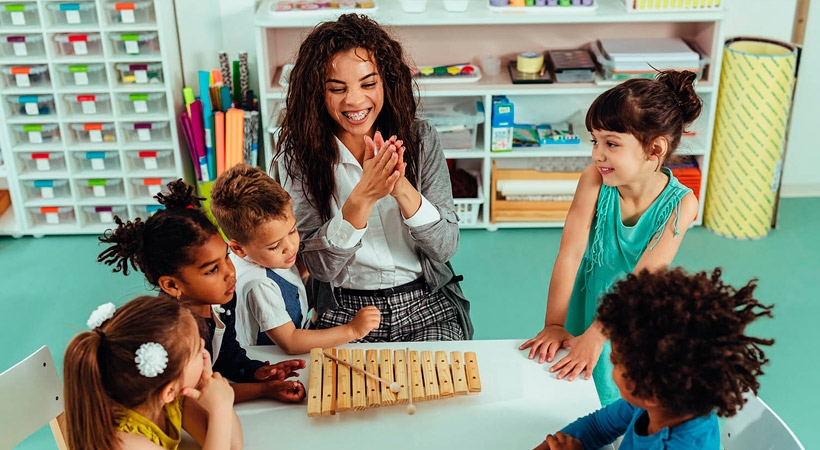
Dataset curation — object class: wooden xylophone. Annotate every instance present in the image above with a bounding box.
[307,347,481,417]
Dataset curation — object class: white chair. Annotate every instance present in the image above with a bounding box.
[0,345,68,450]
[721,392,805,450]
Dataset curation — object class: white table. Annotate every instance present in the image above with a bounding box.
[184,339,608,449]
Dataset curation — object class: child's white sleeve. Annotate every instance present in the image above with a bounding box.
[245,279,295,333]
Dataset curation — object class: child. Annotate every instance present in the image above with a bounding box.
[520,70,703,405]
[209,163,381,353]
[97,179,306,404]
[274,13,472,341]
[533,267,774,450]
[64,295,242,450]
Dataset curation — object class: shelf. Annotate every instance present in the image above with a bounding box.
[444,150,485,159]
[23,197,75,207]
[255,0,726,27]
[18,170,71,180]
[76,197,129,206]
[5,115,61,125]
[0,56,50,65]
[489,135,708,159]
[12,143,64,152]
[61,113,116,122]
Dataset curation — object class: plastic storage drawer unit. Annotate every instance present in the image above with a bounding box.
[108,31,159,56]
[116,92,165,115]
[7,94,56,116]
[22,179,71,201]
[130,177,173,199]
[82,205,126,224]
[104,1,155,24]
[64,93,112,115]
[28,206,75,226]
[2,34,44,57]
[132,203,164,219]
[12,123,60,145]
[122,121,169,143]
[1,3,39,27]
[2,65,49,88]
[56,63,106,87]
[19,152,66,173]
[73,151,120,172]
[115,62,163,85]
[53,33,103,57]
[46,2,97,26]
[70,122,116,143]
[126,150,173,171]
[76,178,124,199]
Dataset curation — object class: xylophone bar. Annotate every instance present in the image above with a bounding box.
[307,347,480,417]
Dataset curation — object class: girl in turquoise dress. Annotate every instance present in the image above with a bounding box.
[520,70,703,406]
[63,295,242,450]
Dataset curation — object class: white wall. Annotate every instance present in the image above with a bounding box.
[174,0,814,195]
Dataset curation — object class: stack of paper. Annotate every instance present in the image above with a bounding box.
[599,38,700,73]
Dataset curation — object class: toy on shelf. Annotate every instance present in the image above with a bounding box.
[412,64,482,84]
[270,1,377,14]
[547,49,596,83]
[488,0,596,13]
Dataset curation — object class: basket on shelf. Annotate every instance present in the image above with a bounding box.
[622,0,721,12]
[453,170,482,226]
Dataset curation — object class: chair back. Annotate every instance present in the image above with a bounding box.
[0,345,67,450]
[722,393,805,450]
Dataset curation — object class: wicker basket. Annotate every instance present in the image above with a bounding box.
[622,0,722,12]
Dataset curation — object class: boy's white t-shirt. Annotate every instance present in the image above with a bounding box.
[231,253,310,348]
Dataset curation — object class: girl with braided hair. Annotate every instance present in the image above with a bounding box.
[97,179,306,404]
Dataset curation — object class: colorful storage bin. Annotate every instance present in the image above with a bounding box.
[56,63,106,87]
[1,34,44,57]
[108,31,159,56]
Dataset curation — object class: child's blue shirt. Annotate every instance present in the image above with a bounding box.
[561,399,720,450]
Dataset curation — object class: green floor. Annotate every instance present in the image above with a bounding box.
[3,197,818,449]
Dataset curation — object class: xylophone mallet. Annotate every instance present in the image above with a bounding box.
[405,347,415,415]
[322,350,400,393]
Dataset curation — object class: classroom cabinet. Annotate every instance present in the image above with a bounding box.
[0,0,188,236]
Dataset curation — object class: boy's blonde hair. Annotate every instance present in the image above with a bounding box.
[210,164,292,244]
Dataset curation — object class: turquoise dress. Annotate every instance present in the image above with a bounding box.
[571,168,691,406]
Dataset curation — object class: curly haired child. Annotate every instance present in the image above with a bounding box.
[533,267,775,450]
[97,179,306,404]
[64,295,241,450]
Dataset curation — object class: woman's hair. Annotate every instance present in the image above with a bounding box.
[64,295,197,450]
[210,163,292,244]
[97,179,219,286]
[585,70,703,161]
[597,267,774,418]
[275,13,419,222]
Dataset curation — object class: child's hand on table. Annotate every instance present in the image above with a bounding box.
[255,359,306,381]
[261,379,306,403]
[519,324,574,363]
[533,432,583,450]
[549,325,606,381]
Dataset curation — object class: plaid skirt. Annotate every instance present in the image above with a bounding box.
[316,282,464,342]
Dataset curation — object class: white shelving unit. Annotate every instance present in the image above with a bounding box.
[0,0,188,236]
[254,0,725,230]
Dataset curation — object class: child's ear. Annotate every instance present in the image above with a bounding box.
[228,239,247,258]
[158,276,182,300]
[159,382,177,404]
[648,136,669,161]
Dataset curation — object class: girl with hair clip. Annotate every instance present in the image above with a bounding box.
[275,13,472,342]
[63,295,241,450]
[97,179,307,404]
[520,70,703,406]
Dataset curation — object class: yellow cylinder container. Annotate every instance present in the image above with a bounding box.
[703,37,797,239]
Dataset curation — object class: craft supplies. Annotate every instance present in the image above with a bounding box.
[413,63,482,84]
[547,49,596,82]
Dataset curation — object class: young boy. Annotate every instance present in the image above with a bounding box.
[210,164,381,354]
[534,267,774,450]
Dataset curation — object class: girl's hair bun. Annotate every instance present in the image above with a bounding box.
[656,70,703,125]
[155,179,203,211]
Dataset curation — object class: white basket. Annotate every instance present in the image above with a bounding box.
[622,0,722,12]
[453,171,482,226]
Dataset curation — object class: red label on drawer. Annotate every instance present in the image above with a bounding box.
[31,153,50,160]
[83,123,103,131]
[115,3,136,10]
[143,178,162,185]
[77,95,96,102]
[68,35,89,43]
[7,36,25,43]
[138,151,157,158]
[40,207,60,214]
[11,67,30,75]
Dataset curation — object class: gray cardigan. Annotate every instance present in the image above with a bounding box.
[278,119,473,339]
